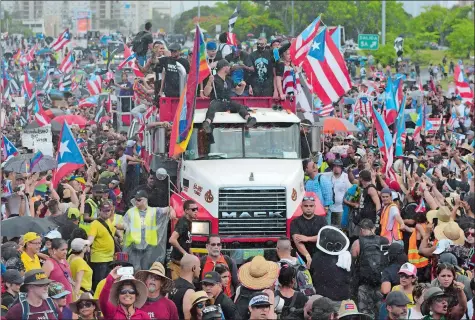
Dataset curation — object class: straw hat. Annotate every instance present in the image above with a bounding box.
[426,206,452,225]
[109,275,148,308]
[69,292,100,314]
[434,221,465,245]
[459,143,474,154]
[337,300,372,319]
[135,262,173,292]
[189,290,210,308]
[238,256,279,290]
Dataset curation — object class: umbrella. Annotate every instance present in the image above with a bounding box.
[53,115,88,128]
[48,89,65,100]
[3,154,58,173]
[37,48,54,55]
[320,117,359,133]
[1,216,58,239]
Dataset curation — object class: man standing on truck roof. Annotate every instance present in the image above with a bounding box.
[168,200,198,280]
[202,59,257,134]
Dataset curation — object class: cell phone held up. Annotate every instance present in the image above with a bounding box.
[117,267,134,276]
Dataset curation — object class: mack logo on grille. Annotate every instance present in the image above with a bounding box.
[221,211,284,219]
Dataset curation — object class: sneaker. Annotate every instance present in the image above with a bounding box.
[246,117,257,128]
[202,120,212,134]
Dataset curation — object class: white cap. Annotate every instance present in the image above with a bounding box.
[126,140,136,148]
[433,239,453,255]
[398,262,417,277]
[45,230,62,240]
[70,238,91,252]
[346,135,356,140]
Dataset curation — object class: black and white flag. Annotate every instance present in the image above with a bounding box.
[228,5,240,32]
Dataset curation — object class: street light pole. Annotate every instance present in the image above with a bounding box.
[197,0,201,20]
[382,0,386,45]
[291,0,294,37]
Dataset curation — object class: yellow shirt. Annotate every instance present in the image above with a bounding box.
[392,285,415,308]
[93,278,106,299]
[88,220,116,263]
[21,252,41,272]
[67,255,93,299]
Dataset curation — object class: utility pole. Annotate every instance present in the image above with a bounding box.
[291,0,294,36]
[197,0,201,20]
[382,0,386,45]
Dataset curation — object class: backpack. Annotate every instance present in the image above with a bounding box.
[278,261,316,296]
[131,31,147,55]
[234,286,257,319]
[12,292,59,320]
[358,235,388,286]
[274,291,304,320]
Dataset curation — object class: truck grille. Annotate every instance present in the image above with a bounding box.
[218,188,287,237]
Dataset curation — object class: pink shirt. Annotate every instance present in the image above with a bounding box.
[48,258,73,304]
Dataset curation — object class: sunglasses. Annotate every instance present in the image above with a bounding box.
[135,198,145,202]
[465,231,475,237]
[209,243,221,247]
[303,196,315,201]
[78,301,94,309]
[399,273,414,279]
[196,302,205,309]
[119,289,136,295]
[188,207,198,212]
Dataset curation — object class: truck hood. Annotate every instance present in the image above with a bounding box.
[183,159,302,187]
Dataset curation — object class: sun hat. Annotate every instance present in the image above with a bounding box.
[135,262,173,290]
[109,275,148,308]
[70,238,91,252]
[23,232,41,244]
[386,291,411,306]
[190,290,210,308]
[337,300,371,319]
[398,263,417,277]
[20,269,52,292]
[48,281,71,299]
[459,143,474,153]
[434,221,465,245]
[238,256,279,290]
[433,239,453,255]
[69,292,100,314]
[426,206,452,225]
[249,292,272,307]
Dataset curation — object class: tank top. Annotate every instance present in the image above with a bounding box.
[169,278,195,320]
[359,184,377,223]
[48,258,74,304]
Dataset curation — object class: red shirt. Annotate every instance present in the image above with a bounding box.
[140,297,179,320]
[5,300,63,320]
[201,255,233,297]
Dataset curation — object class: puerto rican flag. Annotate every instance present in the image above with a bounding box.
[2,136,19,159]
[290,15,321,67]
[302,27,352,106]
[26,44,38,63]
[22,70,34,99]
[59,51,74,74]
[87,75,102,96]
[78,95,99,108]
[454,65,474,105]
[51,29,71,52]
[118,44,144,77]
[282,67,300,95]
[415,198,426,213]
[426,117,443,133]
[117,52,136,70]
[227,32,238,47]
[34,93,51,127]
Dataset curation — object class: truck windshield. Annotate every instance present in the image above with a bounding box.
[184,123,300,160]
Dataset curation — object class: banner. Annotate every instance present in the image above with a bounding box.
[21,125,54,156]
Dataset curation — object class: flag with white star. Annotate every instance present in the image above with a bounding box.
[2,136,19,160]
[52,122,85,187]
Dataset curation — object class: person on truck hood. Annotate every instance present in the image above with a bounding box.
[202,59,257,134]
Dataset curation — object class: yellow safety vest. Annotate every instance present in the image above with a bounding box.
[125,207,157,247]
[80,198,98,233]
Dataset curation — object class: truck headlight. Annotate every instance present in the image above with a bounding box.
[191,221,210,235]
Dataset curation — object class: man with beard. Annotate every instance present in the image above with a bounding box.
[158,43,190,97]
[5,269,61,320]
[81,184,109,234]
[135,262,179,320]
[290,194,328,269]
[169,254,200,320]
[128,172,169,208]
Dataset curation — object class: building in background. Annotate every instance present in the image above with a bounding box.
[119,1,172,35]
[89,0,122,32]
[18,0,44,20]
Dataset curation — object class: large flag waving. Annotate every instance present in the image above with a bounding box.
[302,27,352,106]
[169,25,210,157]
[384,77,398,126]
[34,93,52,127]
[372,104,394,174]
[228,5,239,32]
[51,29,71,52]
[394,95,407,157]
[87,75,102,96]
[52,122,85,187]
[290,16,321,67]
[2,136,19,159]
[59,51,74,74]
[454,65,474,105]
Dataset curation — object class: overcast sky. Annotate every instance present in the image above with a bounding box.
[170,1,218,16]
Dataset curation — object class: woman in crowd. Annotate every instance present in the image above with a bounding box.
[99,266,150,319]
[408,283,431,319]
[67,238,93,300]
[275,262,309,319]
[214,263,233,298]
[390,263,418,308]
[433,263,468,319]
[70,292,101,320]
[42,238,74,304]
[189,290,210,320]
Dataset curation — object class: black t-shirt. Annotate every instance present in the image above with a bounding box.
[212,75,234,101]
[249,49,275,87]
[276,291,308,313]
[159,57,190,97]
[170,217,192,261]
[225,52,252,85]
[381,263,401,287]
[290,215,327,259]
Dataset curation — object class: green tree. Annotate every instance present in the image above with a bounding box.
[446,19,475,58]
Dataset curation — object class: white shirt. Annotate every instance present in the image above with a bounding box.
[323,172,352,212]
[407,307,423,319]
[466,298,473,319]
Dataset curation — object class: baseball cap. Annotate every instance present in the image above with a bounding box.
[202,305,223,320]
[333,159,344,167]
[106,159,117,167]
[48,281,71,299]
[433,239,453,255]
[23,232,41,244]
[398,263,417,277]
[206,41,217,50]
[386,291,411,306]
[70,238,90,252]
[169,43,181,51]
[126,140,136,148]
[92,184,108,193]
[45,230,62,240]
[249,292,271,307]
[134,189,149,200]
[2,269,24,284]
[110,179,120,186]
[201,271,221,285]
[100,201,113,212]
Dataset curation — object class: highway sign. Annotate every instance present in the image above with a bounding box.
[358,34,379,50]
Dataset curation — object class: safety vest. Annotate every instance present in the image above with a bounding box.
[112,213,123,227]
[125,207,157,247]
[408,224,429,268]
[380,203,402,243]
[80,198,99,233]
